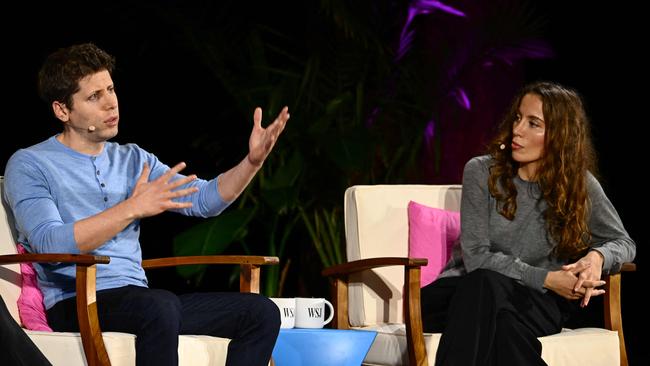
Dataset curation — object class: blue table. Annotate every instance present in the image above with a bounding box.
[272,328,377,366]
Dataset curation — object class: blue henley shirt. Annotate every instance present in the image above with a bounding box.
[3,135,231,309]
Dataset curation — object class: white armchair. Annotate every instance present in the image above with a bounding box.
[322,185,635,366]
[0,176,278,366]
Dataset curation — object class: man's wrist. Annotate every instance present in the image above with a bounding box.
[246,154,263,168]
[120,198,141,221]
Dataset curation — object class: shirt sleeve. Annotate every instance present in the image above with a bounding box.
[460,157,549,291]
[3,151,78,254]
[586,173,636,273]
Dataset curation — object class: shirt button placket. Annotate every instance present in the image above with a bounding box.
[95,164,108,204]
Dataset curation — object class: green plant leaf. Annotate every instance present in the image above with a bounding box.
[172,208,255,284]
[259,151,303,213]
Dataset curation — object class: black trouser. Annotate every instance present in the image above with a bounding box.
[1,297,52,366]
[47,285,280,366]
[421,269,570,366]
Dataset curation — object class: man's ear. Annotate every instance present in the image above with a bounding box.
[52,101,69,122]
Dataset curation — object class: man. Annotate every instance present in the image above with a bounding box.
[3,43,288,366]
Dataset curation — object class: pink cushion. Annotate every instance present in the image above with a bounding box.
[407,201,460,287]
[16,244,52,331]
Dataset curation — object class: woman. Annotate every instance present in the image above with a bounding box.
[420,81,636,365]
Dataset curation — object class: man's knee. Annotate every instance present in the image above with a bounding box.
[133,289,182,331]
[249,294,281,332]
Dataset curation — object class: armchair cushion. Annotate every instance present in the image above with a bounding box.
[26,330,231,366]
[407,201,460,287]
[16,243,52,331]
[357,324,619,366]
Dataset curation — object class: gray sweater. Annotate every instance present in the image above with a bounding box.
[438,155,636,292]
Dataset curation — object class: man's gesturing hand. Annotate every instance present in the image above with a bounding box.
[247,106,290,167]
[129,162,199,218]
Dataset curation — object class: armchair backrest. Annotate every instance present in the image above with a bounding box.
[344,184,461,327]
[0,177,23,324]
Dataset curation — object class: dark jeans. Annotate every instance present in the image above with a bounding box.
[421,269,571,366]
[47,285,280,366]
[1,297,52,366]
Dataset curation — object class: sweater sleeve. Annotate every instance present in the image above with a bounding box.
[460,157,549,291]
[586,174,636,273]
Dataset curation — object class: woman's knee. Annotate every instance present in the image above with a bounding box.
[455,269,515,302]
[464,269,510,287]
[495,310,518,334]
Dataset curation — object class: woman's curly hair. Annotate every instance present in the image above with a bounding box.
[487,81,597,260]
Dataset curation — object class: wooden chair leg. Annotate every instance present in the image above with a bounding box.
[76,265,111,366]
[404,267,428,366]
[604,273,627,366]
[330,277,350,330]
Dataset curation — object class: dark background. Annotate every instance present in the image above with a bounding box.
[2,1,646,364]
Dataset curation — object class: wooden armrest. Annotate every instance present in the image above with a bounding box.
[620,262,636,272]
[142,255,279,294]
[0,253,110,266]
[321,257,427,277]
[141,255,278,268]
[0,253,111,365]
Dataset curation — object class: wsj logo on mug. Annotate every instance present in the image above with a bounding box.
[270,298,296,329]
[281,307,295,318]
[307,307,323,318]
[295,298,334,329]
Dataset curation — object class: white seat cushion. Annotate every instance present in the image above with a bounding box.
[355,324,619,366]
[178,335,230,366]
[27,331,230,366]
[27,331,136,366]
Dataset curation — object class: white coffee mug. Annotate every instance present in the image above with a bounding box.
[270,298,296,329]
[294,297,334,328]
